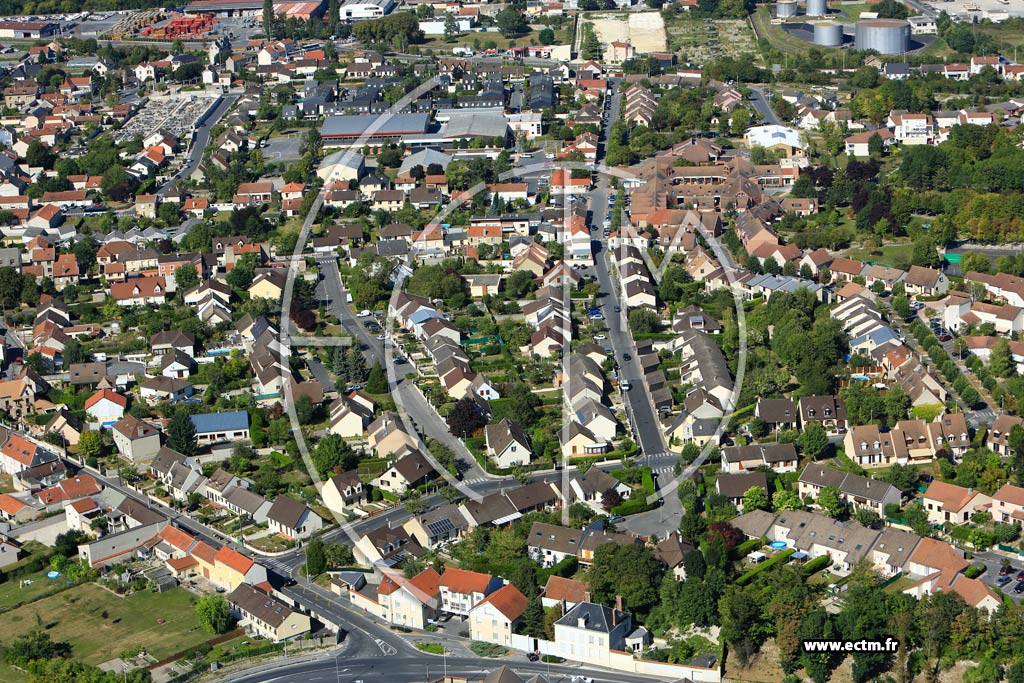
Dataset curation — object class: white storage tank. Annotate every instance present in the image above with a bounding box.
[855,18,910,54]
[806,0,828,17]
[777,0,798,18]
[813,21,844,46]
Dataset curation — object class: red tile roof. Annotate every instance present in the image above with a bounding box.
[215,545,254,575]
[439,567,493,594]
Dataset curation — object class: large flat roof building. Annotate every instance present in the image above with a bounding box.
[321,113,430,148]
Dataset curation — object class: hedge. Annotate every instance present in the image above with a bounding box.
[538,556,578,580]
[964,564,985,579]
[736,548,795,586]
[611,497,654,516]
[730,537,765,561]
[801,554,832,576]
[641,469,655,495]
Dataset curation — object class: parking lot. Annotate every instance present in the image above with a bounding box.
[263,135,304,164]
[973,551,1024,603]
[113,93,220,144]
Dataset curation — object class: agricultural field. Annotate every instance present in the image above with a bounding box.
[667,16,758,63]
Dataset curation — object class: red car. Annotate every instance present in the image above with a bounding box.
[1001,565,1013,575]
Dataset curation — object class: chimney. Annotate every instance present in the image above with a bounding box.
[584,591,591,603]
[616,595,623,613]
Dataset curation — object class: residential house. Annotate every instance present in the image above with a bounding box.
[266,495,323,540]
[920,481,992,526]
[228,583,311,642]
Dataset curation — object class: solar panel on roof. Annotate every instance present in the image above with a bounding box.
[427,519,456,535]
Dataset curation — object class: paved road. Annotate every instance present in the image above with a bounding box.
[316,257,491,483]
[747,86,780,126]
[583,79,680,537]
[82,465,232,550]
[218,646,665,683]
[306,354,335,390]
[158,93,238,197]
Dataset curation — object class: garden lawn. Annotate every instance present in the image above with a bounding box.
[0,569,70,611]
[0,583,207,666]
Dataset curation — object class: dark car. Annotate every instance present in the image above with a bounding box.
[1000,565,1013,575]
[937,333,952,342]
[1015,581,1024,594]
[613,305,621,313]
[1018,570,1024,581]
[997,576,1013,587]
[623,353,631,361]
[527,653,539,662]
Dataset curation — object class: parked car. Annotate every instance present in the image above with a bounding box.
[937,333,952,342]
[997,576,1013,587]
[356,310,372,317]
[623,353,631,361]
[1015,581,1024,594]
[1000,565,1013,575]
[1017,569,1024,581]
[594,334,607,341]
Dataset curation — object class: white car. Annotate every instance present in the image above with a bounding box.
[356,310,372,318]
[594,334,607,341]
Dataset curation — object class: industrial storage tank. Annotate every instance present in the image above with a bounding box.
[813,21,844,46]
[776,0,798,18]
[806,0,828,17]
[855,19,910,54]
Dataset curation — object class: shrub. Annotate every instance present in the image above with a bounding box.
[964,564,984,579]
[415,642,445,654]
[470,641,507,657]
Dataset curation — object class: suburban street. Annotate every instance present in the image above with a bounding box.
[581,77,682,537]
[157,92,239,196]
[747,86,779,126]
[317,257,492,483]
[220,645,665,683]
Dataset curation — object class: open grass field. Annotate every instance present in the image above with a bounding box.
[0,583,207,666]
[842,242,914,268]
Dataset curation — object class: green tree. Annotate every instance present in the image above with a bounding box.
[313,434,358,478]
[989,338,1015,378]
[538,27,555,44]
[305,537,327,576]
[816,486,844,517]
[174,263,199,292]
[742,486,769,511]
[365,361,387,393]
[719,586,770,667]
[588,543,662,617]
[195,594,233,634]
[495,7,526,37]
[798,422,829,459]
[263,0,274,38]
[522,596,545,638]
[77,430,104,459]
[628,308,661,334]
[772,489,802,511]
[167,407,197,456]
